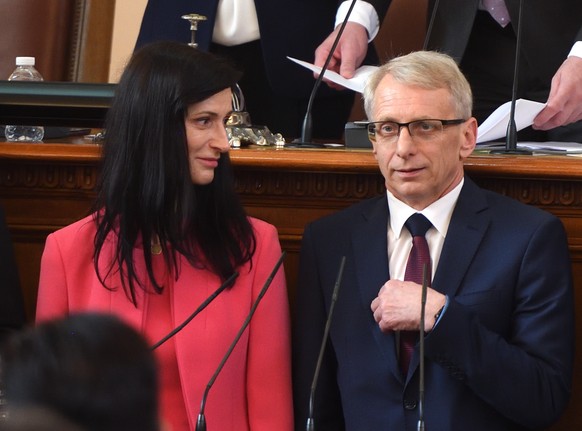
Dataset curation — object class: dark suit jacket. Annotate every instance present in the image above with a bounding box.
[136,0,385,100]
[425,0,582,86]
[293,177,574,430]
[0,204,25,341]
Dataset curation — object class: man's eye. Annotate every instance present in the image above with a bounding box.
[417,121,437,132]
[380,123,396,134]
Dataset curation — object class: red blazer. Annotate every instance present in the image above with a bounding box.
[37,214,293,431]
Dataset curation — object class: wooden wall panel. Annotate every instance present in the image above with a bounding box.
[0,0,114,83]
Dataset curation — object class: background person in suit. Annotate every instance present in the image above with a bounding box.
[135,0,381,141]
[0,313,159,431]
[0,203,25,342]
[36,41,293,431]
[1,407,86,431]
[292,51,574,430]
[315,0,582,142]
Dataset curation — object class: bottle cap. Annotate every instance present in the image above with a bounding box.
[15,57,35,66]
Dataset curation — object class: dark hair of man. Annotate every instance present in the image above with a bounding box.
[0,313,159,431]
[92,41,255,304]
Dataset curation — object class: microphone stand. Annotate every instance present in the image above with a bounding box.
[196,251,286,431]
[306,256,346,431]
[287,0,358,148]
[490,0,531,155]
[417,264,428,431]
[151,272,239,350]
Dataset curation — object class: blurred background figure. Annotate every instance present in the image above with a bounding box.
[0,203,25,343]
[0,407,85,431]
[0,313,160,431]
[314,0,582,142]
[135,0,381,141]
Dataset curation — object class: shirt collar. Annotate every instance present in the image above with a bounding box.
[387,178,464,238]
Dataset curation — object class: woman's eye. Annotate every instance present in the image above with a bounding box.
[193,117,211,127]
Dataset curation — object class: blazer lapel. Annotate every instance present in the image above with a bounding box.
[351,196,403,381]
[432,178,490,298]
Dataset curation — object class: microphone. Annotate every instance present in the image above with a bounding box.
[150,271,239,350]
[417,264,429,431]
[306,255,346,431]
[489,0,531,155]
[287,0,358,148]
[196,251,287,431]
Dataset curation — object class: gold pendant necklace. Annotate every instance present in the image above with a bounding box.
[151,236,162,255]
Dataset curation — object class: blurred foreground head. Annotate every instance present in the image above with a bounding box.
[0,313,160,431]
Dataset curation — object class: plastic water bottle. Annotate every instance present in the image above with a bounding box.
[4,57,45,142]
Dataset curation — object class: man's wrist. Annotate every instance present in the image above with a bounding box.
[335,1,380,41]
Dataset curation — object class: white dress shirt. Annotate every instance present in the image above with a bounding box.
[386,179,463,282]
[213,0,260,46]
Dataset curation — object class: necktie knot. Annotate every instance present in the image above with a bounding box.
[405,213,432,238]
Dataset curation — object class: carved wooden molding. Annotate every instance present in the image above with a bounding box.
[0,162,98,193]
[69,0,115,82]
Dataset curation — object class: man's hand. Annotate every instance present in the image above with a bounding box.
[533,56,582,130]
[370,279,446,333]
[313,22,369,90]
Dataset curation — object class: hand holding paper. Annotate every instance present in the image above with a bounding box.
[287,56,377,93]
[476,99,546,143]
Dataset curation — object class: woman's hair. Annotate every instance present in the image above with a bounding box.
[363,50,473,120]
[0,313,159,431]
[93,41,255,303]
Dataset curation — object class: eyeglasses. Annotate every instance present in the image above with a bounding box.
[367,119,467,143]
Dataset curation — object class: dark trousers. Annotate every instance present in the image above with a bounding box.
[211,40,355,141]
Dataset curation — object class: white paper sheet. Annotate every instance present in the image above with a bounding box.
[476,99,546,143]
[478,141,582,154]
[287,56,377,93]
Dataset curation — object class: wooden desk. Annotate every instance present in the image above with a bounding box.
[0,141,581,430]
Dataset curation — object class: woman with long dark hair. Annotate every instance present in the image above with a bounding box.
[36,41,293,431]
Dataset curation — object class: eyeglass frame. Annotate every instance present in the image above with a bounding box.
[366,118,467,142]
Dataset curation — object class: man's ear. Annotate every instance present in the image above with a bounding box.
[459,117,478,159]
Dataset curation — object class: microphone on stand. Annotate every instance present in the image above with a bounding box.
[287,0,359,148]
[195,251,287,431]
[489,0,531,155]
[151,271,239,350]
[306,255,346,431]
[417,264,429,431]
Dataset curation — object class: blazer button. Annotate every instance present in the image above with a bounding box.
[403,399,417,410]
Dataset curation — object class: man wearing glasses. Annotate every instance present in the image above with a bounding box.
[293,51,574,430]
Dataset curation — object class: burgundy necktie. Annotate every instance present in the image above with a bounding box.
[400,213,432,375]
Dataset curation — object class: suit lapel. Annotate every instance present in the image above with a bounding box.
[432,178,490,298]
[351,196,403,381]
[428,0,479,61]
